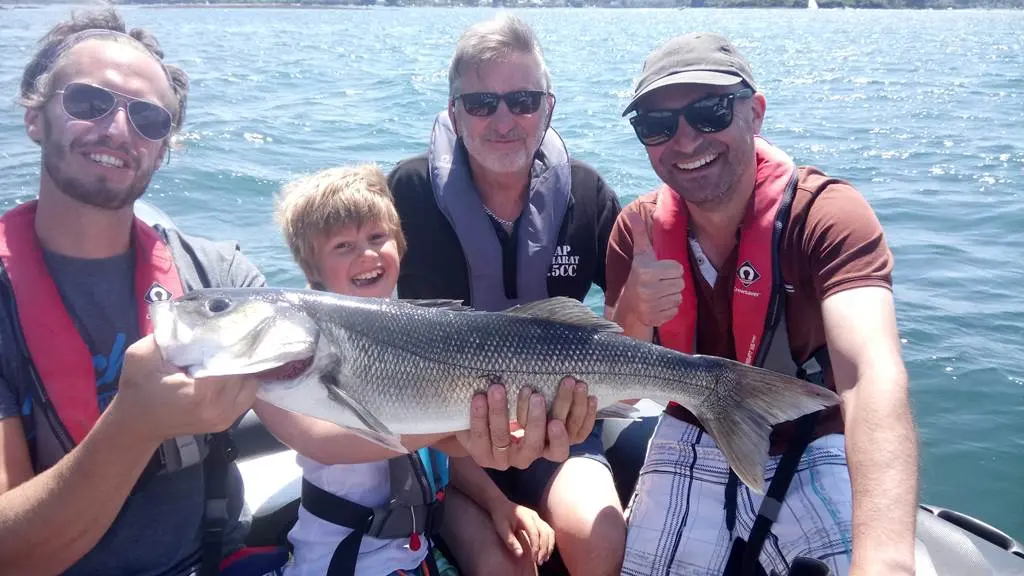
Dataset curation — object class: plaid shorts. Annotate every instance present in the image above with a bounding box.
[622,416,853,576]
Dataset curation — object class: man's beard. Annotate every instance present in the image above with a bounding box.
[460,124,545,175]
[41,120,156,211]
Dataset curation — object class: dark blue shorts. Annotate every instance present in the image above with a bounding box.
[486,421,611,510]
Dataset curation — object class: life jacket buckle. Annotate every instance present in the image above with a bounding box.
[366,498,445,540]
[365,503,413,538]
[205,497,230,523]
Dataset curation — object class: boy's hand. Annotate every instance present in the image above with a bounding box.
[456,377,597,471]
[489,500,555,566]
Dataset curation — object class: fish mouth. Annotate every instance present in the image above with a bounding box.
[252,355,315,381]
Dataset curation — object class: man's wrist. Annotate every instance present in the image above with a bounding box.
[850,541,916,576]
[102,395,164,452]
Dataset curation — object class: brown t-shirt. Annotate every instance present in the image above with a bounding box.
[606,166,894,454]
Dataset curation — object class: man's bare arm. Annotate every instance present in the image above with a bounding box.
[822,286,918,576]
[0,400,163,575]
[0,335,259,575]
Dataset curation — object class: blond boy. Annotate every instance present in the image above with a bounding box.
[255,164,556,576]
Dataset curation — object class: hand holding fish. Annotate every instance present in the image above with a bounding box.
[116,334,260,443]
[546,376,599,446]
[455,377,596,471]
[619,211,685,327]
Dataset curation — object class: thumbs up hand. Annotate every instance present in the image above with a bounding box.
[619,211,686,328]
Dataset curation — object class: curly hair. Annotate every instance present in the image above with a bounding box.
[18,8,189,134]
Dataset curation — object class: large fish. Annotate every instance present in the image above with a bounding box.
[151,287,840,492]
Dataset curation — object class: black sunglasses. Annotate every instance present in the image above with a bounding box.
[454,90,550,117]
[54,82,175,141]
[629,88,755,147]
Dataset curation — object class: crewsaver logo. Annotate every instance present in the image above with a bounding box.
[736,261,761,288]
[144,282,172,303]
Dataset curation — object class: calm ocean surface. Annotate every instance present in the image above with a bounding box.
[1,4,1021,541]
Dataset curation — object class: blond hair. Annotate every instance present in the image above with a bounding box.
[275,163,406,287]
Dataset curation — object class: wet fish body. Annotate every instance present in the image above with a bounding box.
[151,288,840,493]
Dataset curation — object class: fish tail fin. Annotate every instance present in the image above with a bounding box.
[692,360,840,495]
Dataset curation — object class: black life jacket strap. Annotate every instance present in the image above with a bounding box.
[301,477,373,576]
[739,412,820,575]
[299,459,446,576]
[723,347,833,576]
[721,411,817,576]
[200,431,235,576]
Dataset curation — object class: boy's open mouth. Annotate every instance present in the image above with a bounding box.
[351,267,384,287]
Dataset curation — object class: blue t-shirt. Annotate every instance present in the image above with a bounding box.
[0,226,266,576]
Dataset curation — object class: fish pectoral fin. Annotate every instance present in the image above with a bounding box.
[595,401,642,420]
[319,371,405,452]
[504,297,622,333]
[400,298,473,312]
[346,426,409,455]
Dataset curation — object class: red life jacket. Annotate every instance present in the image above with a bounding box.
[0,200,184,446]
[650,136,797,366]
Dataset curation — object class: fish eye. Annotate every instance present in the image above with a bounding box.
[206,297,232,315]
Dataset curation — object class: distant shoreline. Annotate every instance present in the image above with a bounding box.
[1,3,372,7]
[2,1,1023,8]
[138,3,373,8]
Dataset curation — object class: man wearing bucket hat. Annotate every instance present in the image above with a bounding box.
[605,33,918,576]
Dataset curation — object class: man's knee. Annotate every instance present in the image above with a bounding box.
[541,457,625,575]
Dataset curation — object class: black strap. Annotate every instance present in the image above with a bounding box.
[722,413,818,576]
[300,469,446,576]
[725,470,739,533]
[300,457,444,541]
[200,432,235,576]
[301,477,375,576]
[723,537,769,576]
[724,346,832,576]
[740,412,819,574]
[774,556,833,576]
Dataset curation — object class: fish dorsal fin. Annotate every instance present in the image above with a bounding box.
[400,298,473,312]
[505,297,622,333]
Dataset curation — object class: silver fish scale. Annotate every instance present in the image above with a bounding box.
[304,296,724,432]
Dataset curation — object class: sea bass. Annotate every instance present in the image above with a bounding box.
[151,287,839,493]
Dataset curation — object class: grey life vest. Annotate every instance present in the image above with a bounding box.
[427,111,573,312]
